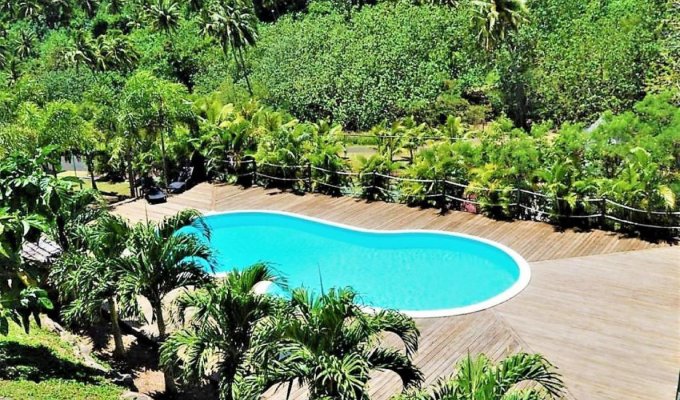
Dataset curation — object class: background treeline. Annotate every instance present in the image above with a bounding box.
[0,0,676,130]
[0,0,678,228]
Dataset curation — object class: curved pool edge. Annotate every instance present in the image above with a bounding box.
[202,209,532,318]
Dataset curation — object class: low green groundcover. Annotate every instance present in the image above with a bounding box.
[0,323,124,400]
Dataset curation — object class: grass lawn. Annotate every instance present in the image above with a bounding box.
[57,171,130,197]
[0,322,124,400]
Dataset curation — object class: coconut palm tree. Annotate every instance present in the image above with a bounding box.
[148,0,181,34]
[472,0,528,51]
[78,0,100,17]
[256,287,423,399]
[16,0,42,20]
[92,33,139,72]
[14,28,36,60]
[50,213,135,358]
[160,263,286,400]
[62,31,93,71]
[201,0,258,95]
[394,352,563,400]
[118,209,214,394]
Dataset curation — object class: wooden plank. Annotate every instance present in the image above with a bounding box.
[112,184,676,399]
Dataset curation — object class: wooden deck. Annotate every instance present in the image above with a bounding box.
[113,183,680,400]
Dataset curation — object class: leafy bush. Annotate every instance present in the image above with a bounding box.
[251,2,473,130]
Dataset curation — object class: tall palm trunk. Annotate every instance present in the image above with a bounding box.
[154,303,177,395]
[109,296,125,358]
[234,47,253,96]
[72,155,83,190]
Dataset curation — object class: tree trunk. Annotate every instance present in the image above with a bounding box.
[72,156,83,190]
[158,97,170,188]
[109,296,125,358]
[154,303,167,338]
[164,369,178,396]
[160,127,170,188]
[127,142,136,198]
[235,47,253,96]
[56,216,69,251]
[86,153,97,190]
[154,303,177,395]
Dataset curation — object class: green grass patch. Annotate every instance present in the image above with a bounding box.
[0,323,124,400]
[57,171,130,197]
[0,379,123,400]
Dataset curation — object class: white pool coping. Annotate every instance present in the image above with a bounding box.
[202,209,531,318]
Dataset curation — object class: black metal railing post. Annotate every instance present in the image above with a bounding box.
[439,177,447,213]
[599,196,607,228]
[371,170,378,200]
[306,163,312,193]
[252,160,258,186]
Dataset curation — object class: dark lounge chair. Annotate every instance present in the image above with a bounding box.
[140,176,167,204]
[168,167,194,194]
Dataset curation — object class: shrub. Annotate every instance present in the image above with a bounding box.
[251,2,475,130]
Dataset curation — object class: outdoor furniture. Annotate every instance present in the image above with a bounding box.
[168,167,194,194]
[140,176,167,204]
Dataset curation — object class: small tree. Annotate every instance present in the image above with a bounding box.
[256,287,423,399]
[50,213,135,358]
[118,209,214,394]
[395,352,563,400]
[119,71,192,187]
[161,263,285,400]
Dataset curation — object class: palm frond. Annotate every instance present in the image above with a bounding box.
[367,347,423,390]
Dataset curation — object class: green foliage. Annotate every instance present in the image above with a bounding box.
[117,209,214,338]
[394,352,563,400]
[0,323,122,400]
[518,0,663,123]
[254,287,423,399]
[160,263,286,400]
[251,2,469,130]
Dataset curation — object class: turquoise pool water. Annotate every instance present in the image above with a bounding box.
[198,211,529,317]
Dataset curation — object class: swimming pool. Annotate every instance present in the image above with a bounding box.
[199,210,530,317]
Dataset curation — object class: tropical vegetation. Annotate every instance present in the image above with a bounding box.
[0,0,677,397]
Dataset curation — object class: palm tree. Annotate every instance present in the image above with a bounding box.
[14,28,36,60]
[62,31,93,71]
[257,287,423,399]
[201,0,258,95]
[148,0,181,34]
[108,0,124,13]
[78,0,100,17]
[17,0,42,20]
[50,214,135,358]
[118,209,214,394]
[119,209,214,338]
[472,0,528,51]
[160,263,286,400]
[93,33,139,72]
[395,353,563,400]
[0,41,8,69]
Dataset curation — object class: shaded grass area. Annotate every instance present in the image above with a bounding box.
[0,323,124,400]
[57,171,130,197]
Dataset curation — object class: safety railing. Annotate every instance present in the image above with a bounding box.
[217,159,680,237]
